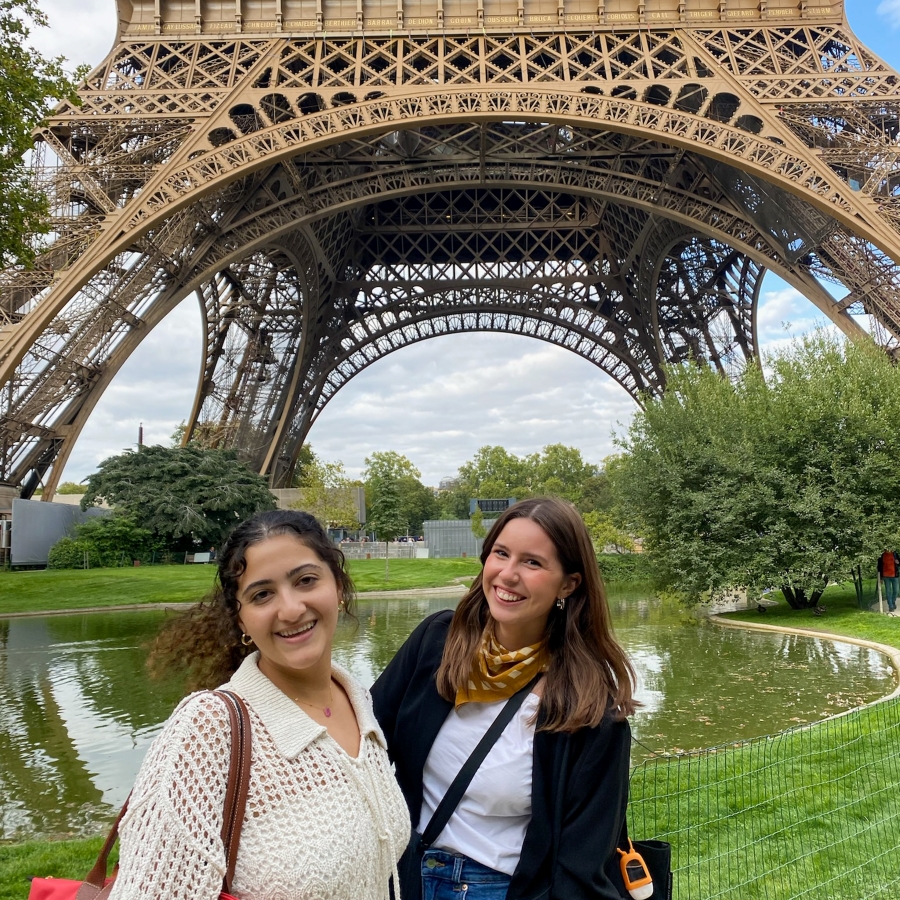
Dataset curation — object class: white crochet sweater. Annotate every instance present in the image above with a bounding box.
[108,654,410,900]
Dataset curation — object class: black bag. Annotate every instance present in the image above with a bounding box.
[607,835,672,900]
[396,679,538,900]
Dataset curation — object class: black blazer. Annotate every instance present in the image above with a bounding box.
[371,610,631,900]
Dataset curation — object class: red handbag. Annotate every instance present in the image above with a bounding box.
[28,690,252,900]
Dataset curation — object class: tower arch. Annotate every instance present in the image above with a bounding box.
[3,1,900,494]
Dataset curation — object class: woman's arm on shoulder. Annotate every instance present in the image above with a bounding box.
[108,692,234,900]
[370,609,452,745]
[553,716,632,900]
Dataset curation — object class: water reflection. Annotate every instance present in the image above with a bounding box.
[0,593,894,840]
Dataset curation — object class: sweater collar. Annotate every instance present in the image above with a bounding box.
[224,652,387,759]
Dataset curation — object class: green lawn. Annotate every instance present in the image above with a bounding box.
[1,837,112,900]
[0,558,481,616]
[626,579,900,899]
[723,578,900,650]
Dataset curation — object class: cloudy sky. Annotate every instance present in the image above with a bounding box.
[24,1,897,487]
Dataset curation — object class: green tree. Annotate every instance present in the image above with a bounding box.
[293,452,360,530]
[436,480,470,519]
[582,510,634,554]
[363,450,422,484]
[56,481,86,494]
[292,443,317,483]
[367,477,407,577]
[396,477,439,534]
[363,451,437,535]
[457,445,529,497]
[470,505,487,539]
[612,331,900,609]
[578,469,613,514]
[48,514,154,568]
[81,445,276,549]
[528,443,599,504]
[0,1,85,267]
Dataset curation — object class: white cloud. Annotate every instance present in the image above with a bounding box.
[305,334,639,486]
[877,0,900,29]
[26,1,116,68]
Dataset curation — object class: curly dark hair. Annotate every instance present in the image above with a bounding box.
[149,509,355,691]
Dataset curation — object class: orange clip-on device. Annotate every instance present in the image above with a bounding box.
[617,838,654,900]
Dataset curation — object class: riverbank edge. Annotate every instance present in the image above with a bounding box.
[709,613,900,708]
[0,583,469,619]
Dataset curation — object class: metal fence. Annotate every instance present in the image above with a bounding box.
[338,541,423,560]
[628,694,900,899]
[423,519,497,559]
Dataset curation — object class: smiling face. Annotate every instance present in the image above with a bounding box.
[481,516,581,650]
[236,532,341,688]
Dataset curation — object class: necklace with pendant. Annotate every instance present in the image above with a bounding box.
[293,683,335,717]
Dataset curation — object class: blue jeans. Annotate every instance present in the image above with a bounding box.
[421,849,511,900]
[884,576,899,611]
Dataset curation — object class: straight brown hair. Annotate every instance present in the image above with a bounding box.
[435,497,637,731]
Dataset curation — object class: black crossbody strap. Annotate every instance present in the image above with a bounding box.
[421,676,539,848]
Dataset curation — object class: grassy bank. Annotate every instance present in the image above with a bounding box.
[626,578,900,898]
[630,692,900,899]
[1,837,110,900]
[0,558,481,616]
[723,578,900,650]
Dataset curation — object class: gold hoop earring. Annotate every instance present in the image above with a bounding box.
[240,633,254,646]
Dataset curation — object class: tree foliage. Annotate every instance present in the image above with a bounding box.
[611,332,900,608]
[81,445,276,549]
[56,480,86,494]
[48,514,154,569]
[363,451,438,535]
[442,443,606,514]
[470,505,487,539]
[367,477,407,542]
[0,1,84,267]
[292,448,360,529]
[582,510,635,554]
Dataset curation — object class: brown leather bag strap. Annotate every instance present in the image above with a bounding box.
[79,690,252,896]
[213,690,252,893]
[80,798,130,891]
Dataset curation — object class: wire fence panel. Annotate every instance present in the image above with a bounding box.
[628,697,900,899]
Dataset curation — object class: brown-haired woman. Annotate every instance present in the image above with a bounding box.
[371,497,637,900]
[108,509,410,900]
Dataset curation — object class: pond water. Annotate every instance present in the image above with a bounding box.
[0,591,894,841]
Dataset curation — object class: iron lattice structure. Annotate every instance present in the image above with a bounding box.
[2,0,900,494]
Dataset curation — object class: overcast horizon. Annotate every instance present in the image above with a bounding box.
[21,1,895,488]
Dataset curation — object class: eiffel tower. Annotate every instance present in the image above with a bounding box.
[1,0,898,498]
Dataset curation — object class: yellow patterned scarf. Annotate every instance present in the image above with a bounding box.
[455,628,547,707]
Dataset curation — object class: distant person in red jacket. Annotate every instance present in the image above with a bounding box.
[877,551,900,613]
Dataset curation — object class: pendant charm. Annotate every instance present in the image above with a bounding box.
[324,707,332,717]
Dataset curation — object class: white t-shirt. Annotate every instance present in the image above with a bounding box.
[418,692,540,875]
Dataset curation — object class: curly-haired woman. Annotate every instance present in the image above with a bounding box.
[108,509,410,900]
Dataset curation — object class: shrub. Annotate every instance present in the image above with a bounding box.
[596,552,652,584]
[47,515,154,569]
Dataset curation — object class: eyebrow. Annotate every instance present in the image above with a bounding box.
[493,542,550,564]
[240,562,323,597]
